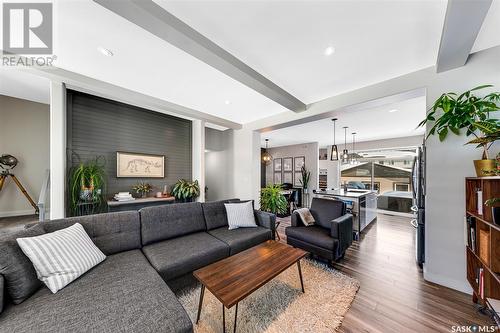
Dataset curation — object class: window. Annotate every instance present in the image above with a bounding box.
[394,183,410,191]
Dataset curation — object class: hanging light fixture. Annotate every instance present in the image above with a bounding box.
[330,118,339,161]
[342,126,349,163]
[351,132,357,164]
[262,139,273,165]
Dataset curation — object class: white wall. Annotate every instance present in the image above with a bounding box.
[265,142,319,192]
[0,95,50,217]
[245,45,500,293]
[205,128,230,201]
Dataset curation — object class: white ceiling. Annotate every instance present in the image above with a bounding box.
[0,68,50,104]
[158,0,448,104]
[1,0,500,126]
[261,95,426,148]
[472,0,500,52]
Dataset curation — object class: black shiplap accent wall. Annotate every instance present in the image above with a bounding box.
[67,90,192,198]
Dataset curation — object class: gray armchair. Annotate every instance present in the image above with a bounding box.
[285,197,353,265]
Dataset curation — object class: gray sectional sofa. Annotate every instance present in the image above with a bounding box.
[0,200,275,333]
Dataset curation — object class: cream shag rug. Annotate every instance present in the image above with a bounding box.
[177,259,360,333]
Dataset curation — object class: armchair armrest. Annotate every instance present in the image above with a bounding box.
[0,274,4,314]
[330,214,353,256]
[254,210,276,239]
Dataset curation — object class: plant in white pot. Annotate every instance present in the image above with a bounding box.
[485,198,500,225]
[418,85,500,176]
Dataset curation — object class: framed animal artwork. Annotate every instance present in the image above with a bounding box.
[116,152,165,178]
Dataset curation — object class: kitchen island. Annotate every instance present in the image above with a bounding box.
[313,189,378,237]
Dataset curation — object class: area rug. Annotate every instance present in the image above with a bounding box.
[177,259,360,333]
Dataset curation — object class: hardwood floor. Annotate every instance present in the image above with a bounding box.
[277,214,495,333]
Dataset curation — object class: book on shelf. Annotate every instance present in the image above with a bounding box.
[477,189,483,215]
[467,216,477,252]
[477,268,484,299]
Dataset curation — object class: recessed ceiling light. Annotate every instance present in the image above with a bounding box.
[224,100,231,105]
[389,109,398,113]
[324,46,335,56]
[97,47,114,57]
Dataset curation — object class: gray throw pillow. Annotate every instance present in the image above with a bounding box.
[0,224,45,304]
[225,201,258,230]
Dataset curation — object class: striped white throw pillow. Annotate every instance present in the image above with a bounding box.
[16,223,106,293]
[225,201,257,230]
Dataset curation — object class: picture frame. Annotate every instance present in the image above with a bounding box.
[283,172,293,184]
[294,172,302,187]
[116,151,165,178]
[283,157,293,172]
[274,172,282,184]
[294,156,305,171]
[273,158,282,172]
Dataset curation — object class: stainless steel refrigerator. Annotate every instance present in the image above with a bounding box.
[411,145,426,267]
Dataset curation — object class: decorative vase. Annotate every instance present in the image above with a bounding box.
[473,159,496,177]
[141,193,147,198]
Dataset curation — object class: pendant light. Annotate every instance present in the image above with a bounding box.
[262,139,273,165]
[342,126,349,163]
[351,132,357,164]
[330,118,339,161]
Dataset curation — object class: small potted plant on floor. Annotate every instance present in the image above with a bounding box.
[418,85,500,176]
[68,156,106,216]
[171,179,200,202]
[485,198,500,225]
[132,181,153,198]
[260,184,288,216]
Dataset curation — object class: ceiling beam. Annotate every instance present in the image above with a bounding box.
[436,0,492,73]
[93,0,306,113]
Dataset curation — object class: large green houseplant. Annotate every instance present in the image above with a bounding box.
[171,179,200,202]
[260,184,287,215]
[418,85,500,176]
[69,157,106,215]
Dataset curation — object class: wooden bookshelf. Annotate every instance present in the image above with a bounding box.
[465,177,500,310]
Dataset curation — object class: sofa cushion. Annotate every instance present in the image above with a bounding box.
[202,200,230,230]
[143,232,229,281]
[0,224,45,304]
[285,226,339,250]
[17,223,106,294]
[41,211,141,255]
[0,250,192,333]
[140,202,206,245]
[208,226,272,255]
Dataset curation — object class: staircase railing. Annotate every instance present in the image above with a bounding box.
[38,169,50,222]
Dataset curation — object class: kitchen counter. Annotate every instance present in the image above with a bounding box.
[313,189,378,236]
[313,189,377,198]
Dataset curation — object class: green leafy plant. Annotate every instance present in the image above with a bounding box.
[69,157,106,215]
[418,85,500,159]
[132,181,153,198]
[171,179,200,201]
[299,165,311,189]
[485,198,500,206]
[260,184,287,215]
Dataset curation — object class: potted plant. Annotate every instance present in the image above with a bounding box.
[69,157,106,215]
[171,179,200,202]
[299,165,311,194]
[132,181,153,198]
[485,198,500,225]
[260,184,288,215]
[418,85,500,176]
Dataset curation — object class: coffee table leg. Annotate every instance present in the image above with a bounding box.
[222,304,226,333]
[196,285,205,324]
[297,260,305,293]
[233,303,238,333]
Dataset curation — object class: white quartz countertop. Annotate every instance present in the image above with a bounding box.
[314,189,377,198]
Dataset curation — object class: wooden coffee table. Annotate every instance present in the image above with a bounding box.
[193,240,307,333]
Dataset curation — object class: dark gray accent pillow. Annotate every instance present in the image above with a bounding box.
[0,224,45,304]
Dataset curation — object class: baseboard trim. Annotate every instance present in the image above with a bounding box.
[423,269,472,295]
[0,208,49,219]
